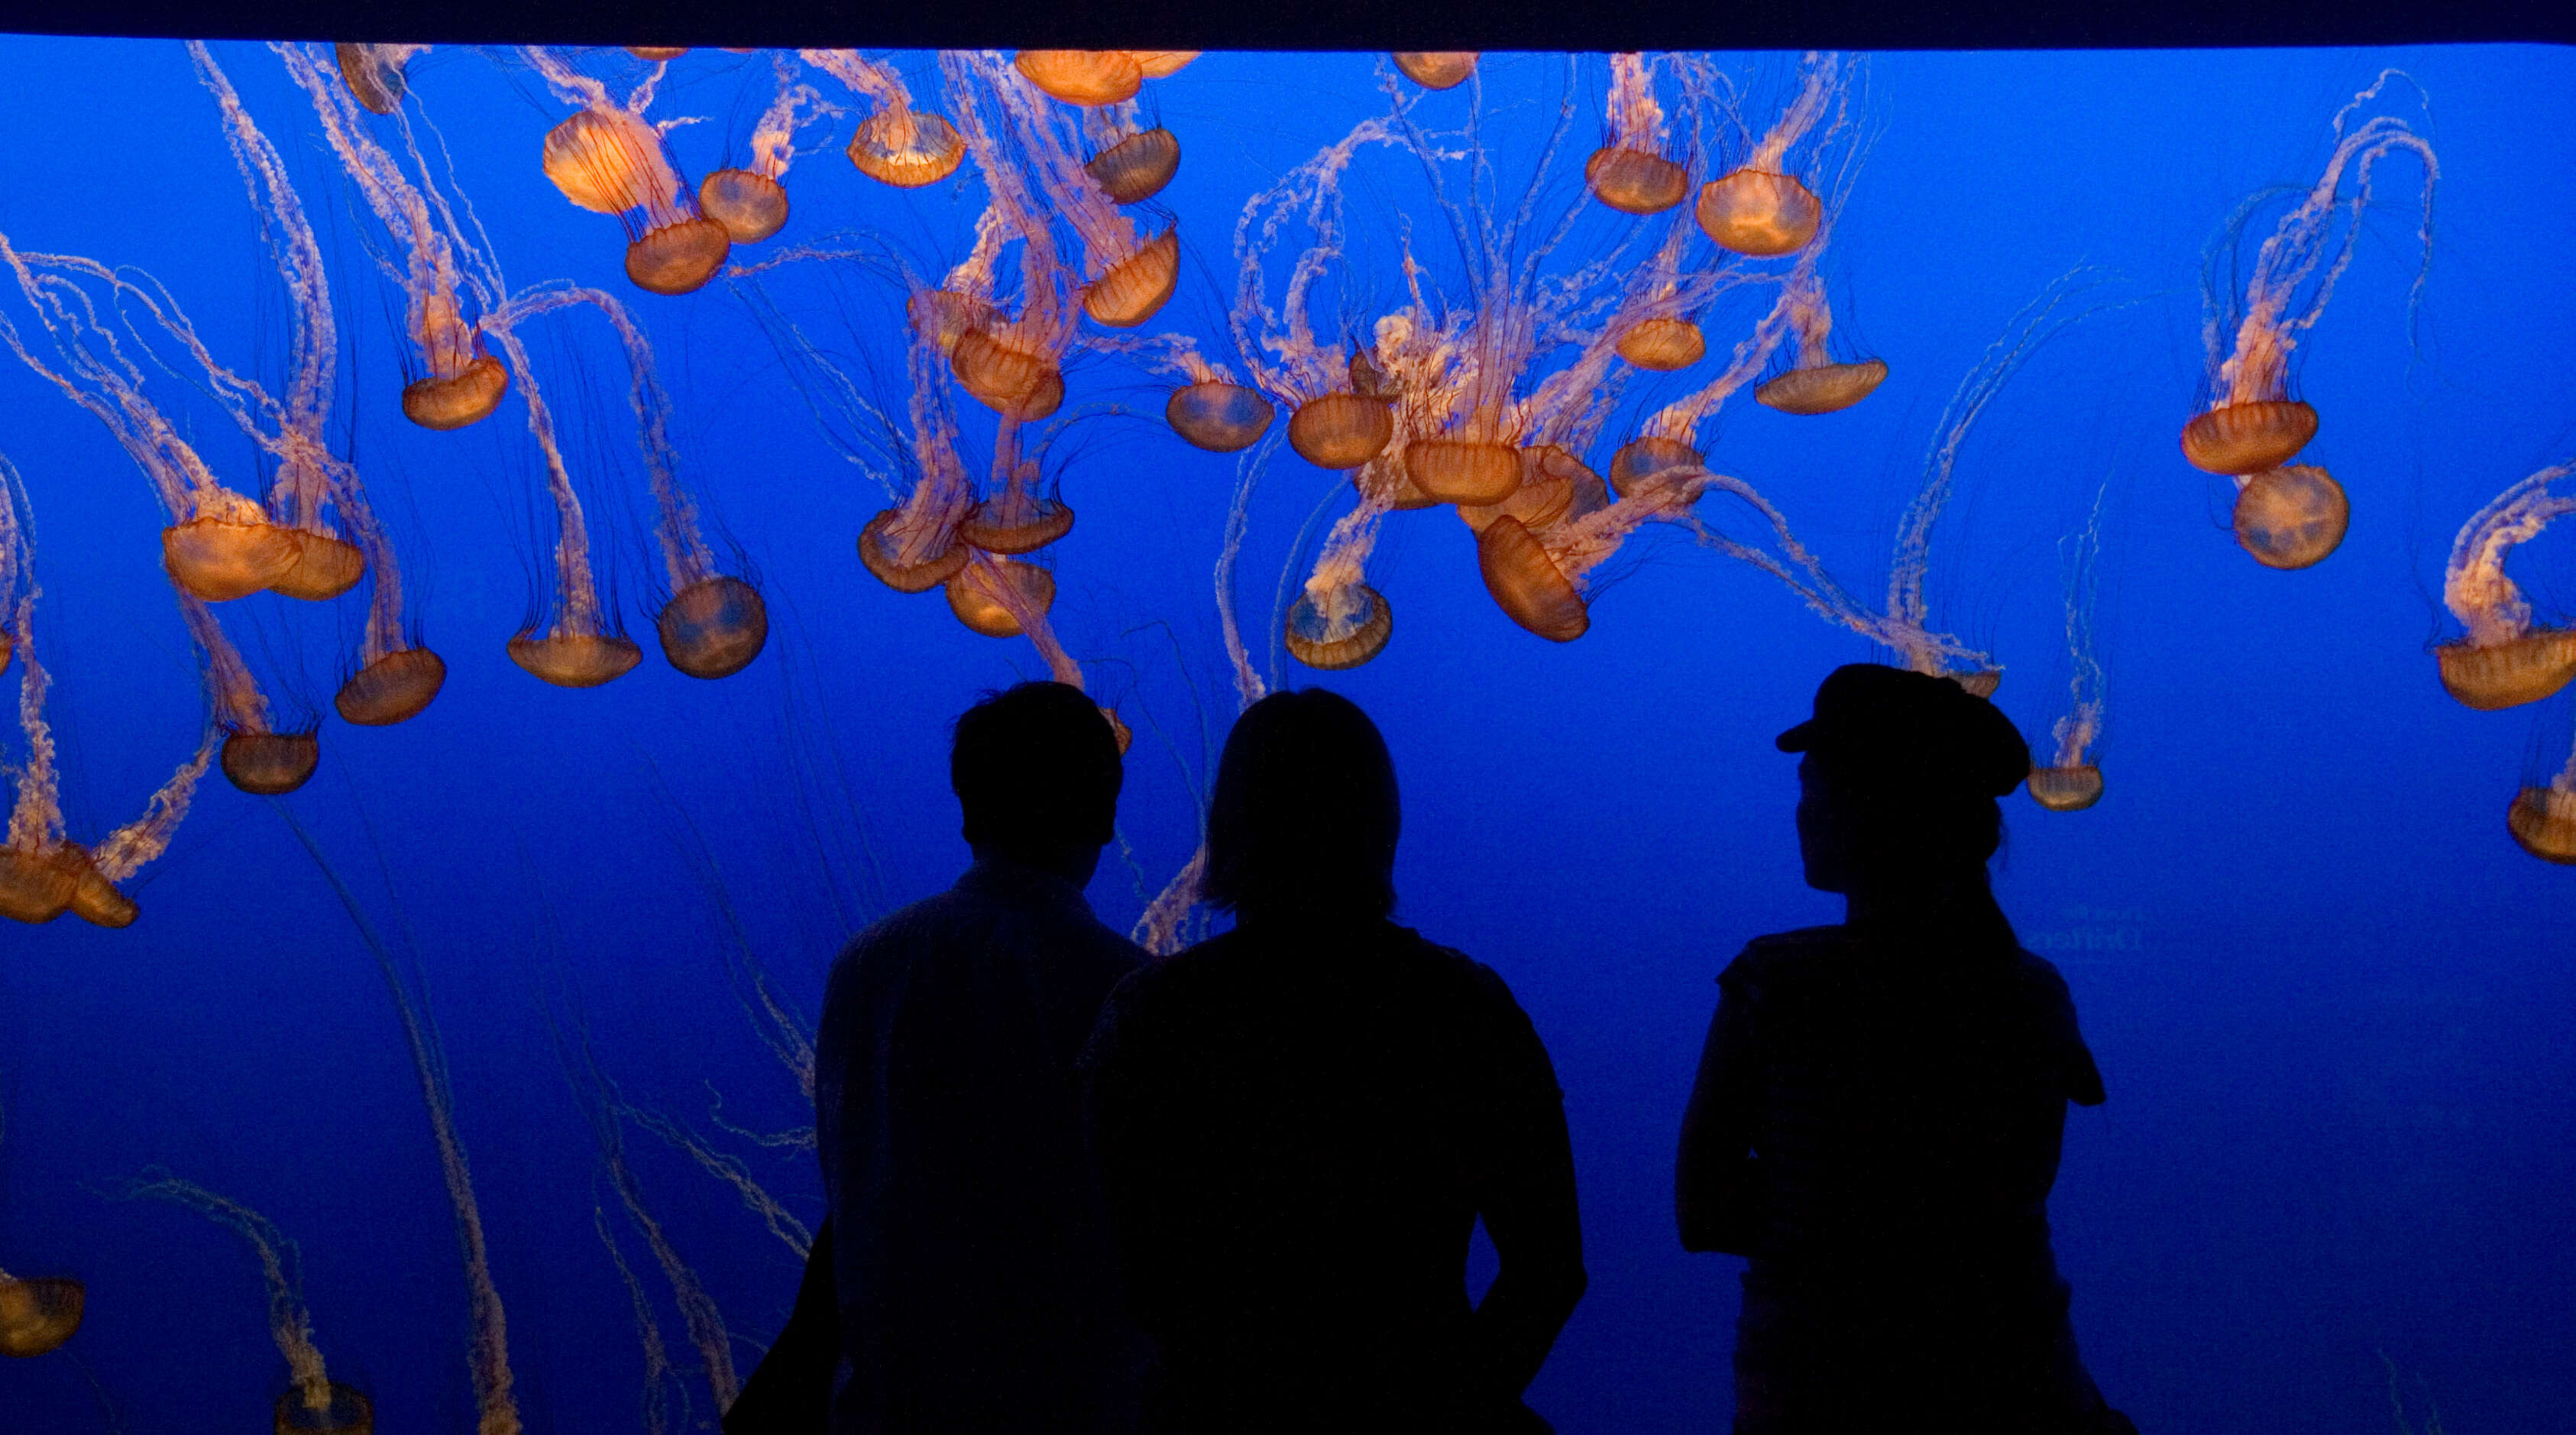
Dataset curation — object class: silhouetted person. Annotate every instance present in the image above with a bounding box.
[727,681,1149,1435]
[1080,688,1587,1435]
[1675,664,2134,1434]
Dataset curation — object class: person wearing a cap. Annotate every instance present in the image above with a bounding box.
[1674,663,2135,1433]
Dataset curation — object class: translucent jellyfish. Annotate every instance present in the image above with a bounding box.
[961,455,1076,556]
[332,42,421,116]
[801,50,966,189]
[529,49,731,295]
[626,46,688,61]
[1163,342,1275,453]
[1290,391,1396,469]
[2184,72,2435,563]
[1477,514,1588,643]
[2031,483,2110,812]
[477,326,640,688]
[945,554,1057,637]
[950,50,1181,329]
[2434,458,2576,710]
[1284,581,1393,669]
[1755,257,1886,414]
[1617,316,1706,371]
[698,56,825,244]
[124,1175,373,1432]
[2510,734,2576,865]
[2,465,215,928]
[0,1270,82,1356]
[1015,50,1144,106]
[1087,125,1180,206]
[2230,465,2348,570]
[1392,53,1478,90]
[1587,53,1690,215]
[273,809,520,1435]
[1697,53,1847,258]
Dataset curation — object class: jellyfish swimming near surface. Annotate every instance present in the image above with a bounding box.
[1,458,217,925]
[2183,71,2435,568]
[2434,458,2576,711]
[1697,51,1850,259]
[122,1174,373,1432]
[1392,53,1478,91]
[1587,53,1692,215]
[529,47,731,296]
[1011,49,1196,107]
[2031,481,2111,812]
[800,49,966,188]
[698,54,825,245]
[333,41,422,115]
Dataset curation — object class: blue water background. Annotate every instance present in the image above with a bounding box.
[0,40,2570,1433]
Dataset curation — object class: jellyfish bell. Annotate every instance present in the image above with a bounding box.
[908,290,996,359]
[2027,763,2104,812]
[333,44,406,115]
[1462,445,1585,533]
[1083,227,1182,328]
[1130,51,1199,79]
[1392,53,1478,90]
[1949,669,2002,699]
[1087,128,1182,206]
[943,560,1056,638]
[163,517,298,602]
[1607,435,1701,499]
[542,109,667,215]
[65,848,137,930]
[1283,581,1392,670]
[400,353,510,431]
[335,647,446,726]
[1616,317,1704,371]
[657,575,769,679]
[507,631,644,688]
[2433,630,2576,711]
[2508,786,2576,864]
[1477,514,1588,643]
[1287,392,1394,470]
[626,217,732,296]
[857,509,972,593]
[698,169,789,244]
[0,846,80,924]
[848,109,966,189]
[2182,399,2318,475]
[2232,464,2348,569]
[960,493,1076,556]
[1404,439,1521,506]
[624,47,688,62]
[1014,50,1144,107]
[950,328,1065,419]
[1695,169,1822,258]
[0,1273,84,1356]
[274,1381,374,1434]
[267,531,367,602]
[1584,147,1690,215]
[1757,358,1889,416]
[1166,381,1273,452]
[221,728,320,796]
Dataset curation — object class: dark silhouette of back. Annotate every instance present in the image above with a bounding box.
[1082,689,1586,1435]
[1676,663,2134,1434]
[730,681,1147,1435]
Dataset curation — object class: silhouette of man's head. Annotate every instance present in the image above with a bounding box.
[952,681,1124,874]
[1778,663,2030,894]
[1204,688,1400,922]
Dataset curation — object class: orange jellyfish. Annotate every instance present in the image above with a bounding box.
[1013,50,1145,106]
[475,319,639,688]
[1392,53,1478,91]
[1,462,215,927]
[1587,53,1691,215]
[956,50,1181,329]
[2184,72,2434,565]
[332,42,421,116]
[529,48,731,296]
[0,1268,82,1358]
[1755,256,1887,415]
[2435,458,2576,711]
[2030,483,2109,812]
[801,49,966,189]
[124,1174,373,1432]
[2510,730,2576,865]
[1697,52,1847,258]
[699,55,824,245]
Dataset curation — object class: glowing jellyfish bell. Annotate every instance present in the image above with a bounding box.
[2510,784,2576,864]
[1616,317,1705,371]
[2432,459,2576,710]
[1697,170,1821,258]
[2027,763,2103,812]
[944,559,1056,638]
[509,630,644,688]
[1288,392,1395,470]
[1392,53,1478,90]
[952,326,1066,420]
[332,44,409,116]
[960,460,1076,556]
[1405,432,1522,507]
[1608,434,1703,500]
[1283,581,1392,670]
[2180,399,2317,475]
[1088,128,1182,206]
[850,107,966,187]
[1586,54,1688,216]
[1081,226,1182,329]
[699,170,788,245]
[2231,465,2348,570]
[859,508,972,593]
[400,293,508,432]
[1014,50,1144,106]
[0,1271,84,1356]
[540,107,730,296]
[1476,514,1588,643]
[221,728,320,796]
[655,576,769,680]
